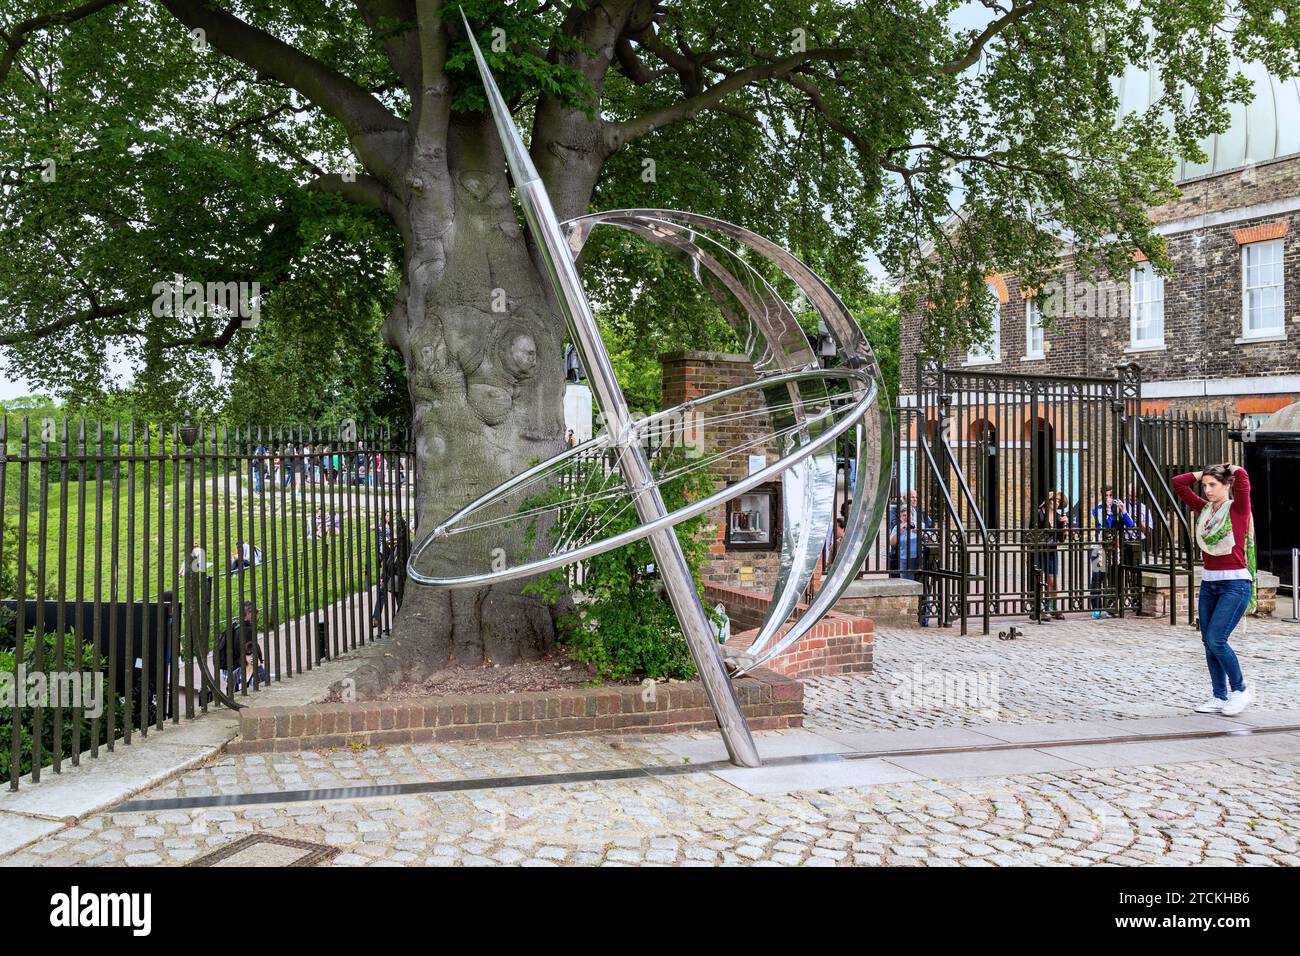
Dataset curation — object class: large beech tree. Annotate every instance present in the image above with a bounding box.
[1,0,1296,674]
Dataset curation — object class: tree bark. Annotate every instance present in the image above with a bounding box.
[350,118,576,694]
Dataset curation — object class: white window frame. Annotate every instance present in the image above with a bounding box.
[1240,238,1285,341]
[1023,296,1044,360]
[1128,261,1165,350]
[966,284,1001,365]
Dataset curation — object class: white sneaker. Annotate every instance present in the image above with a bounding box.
[1194,696,1226,713]
[1222,687,1254,716]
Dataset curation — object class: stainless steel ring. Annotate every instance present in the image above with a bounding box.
[406,371,877,588]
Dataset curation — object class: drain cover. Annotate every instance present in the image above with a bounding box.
[189,834,338,867]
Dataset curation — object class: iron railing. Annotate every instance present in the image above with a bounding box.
[1,418,415,789]
[903,359,1236,631]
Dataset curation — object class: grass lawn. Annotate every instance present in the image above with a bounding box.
[3,469,413,630]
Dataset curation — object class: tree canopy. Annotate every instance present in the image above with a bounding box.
[1,0,1296,407]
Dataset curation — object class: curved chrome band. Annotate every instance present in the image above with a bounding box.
[561,210,892,662]
[407,370,877,588]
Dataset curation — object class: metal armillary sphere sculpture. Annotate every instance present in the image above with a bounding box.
[408,16,893,768]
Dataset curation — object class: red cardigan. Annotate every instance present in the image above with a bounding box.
[1171,468,1251,571]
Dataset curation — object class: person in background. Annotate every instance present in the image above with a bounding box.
[392,516,410,612]
[888,490,929,574]
[1033,491,1071,620]
[252,443,266,493]
[1088,484,1134,618]
[372,518,396,633]
[834,497,852,549]
[1123,485,1153,537]
[1123,484,1154,605]
[889,490,932,626]
[1172,463,1255,716]
[216,601,263,691]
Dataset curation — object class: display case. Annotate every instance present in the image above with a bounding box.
[724,481,781,551]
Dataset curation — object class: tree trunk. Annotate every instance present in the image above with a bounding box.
[345,126,577,696]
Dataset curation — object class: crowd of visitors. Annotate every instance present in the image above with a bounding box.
[248,441,405,494]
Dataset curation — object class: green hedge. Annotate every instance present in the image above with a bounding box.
[0,611,125,781]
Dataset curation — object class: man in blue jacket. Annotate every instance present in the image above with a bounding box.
[1089,485,1135,617]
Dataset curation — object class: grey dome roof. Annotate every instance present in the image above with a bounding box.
[1115,60,1300,181]
[1262,401,1300,433]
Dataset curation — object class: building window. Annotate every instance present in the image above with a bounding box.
[1024,297,1044,359]
[1241,239,1285,338]
[967,284,1001,364]
[1129,261,1164,347]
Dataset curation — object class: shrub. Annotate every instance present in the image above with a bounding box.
[0,627,124,781]
[523,448,721,683]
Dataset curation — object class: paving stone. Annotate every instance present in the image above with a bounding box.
[5,618,1300,869]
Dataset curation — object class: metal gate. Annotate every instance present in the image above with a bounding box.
[909,359,1235,633]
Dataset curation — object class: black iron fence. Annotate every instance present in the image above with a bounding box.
[1,418,415,789]
[844,360,1237,633]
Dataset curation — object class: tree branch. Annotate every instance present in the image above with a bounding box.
[158,0,407,188]
[614,35,668,85]
[413,0,450,150]
[610,47,857,148]
[353,0,421,102]
[309,171,403,227]
[940,0,1088,74]
[0,0,126,85]
[782,72,873,157]
[0,298,147,346]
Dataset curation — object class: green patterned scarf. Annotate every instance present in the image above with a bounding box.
[1196,499,1258,613]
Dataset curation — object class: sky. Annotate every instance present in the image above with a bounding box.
[0,369,32,401]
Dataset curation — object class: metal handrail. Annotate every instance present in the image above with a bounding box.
[915,436,972,634]
[940,436,993,634]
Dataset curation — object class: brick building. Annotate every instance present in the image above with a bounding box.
[899,66,1300,426]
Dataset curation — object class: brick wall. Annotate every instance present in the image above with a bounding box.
[706,582,874,678]
[662,351,786,592]
[230,669,804,754]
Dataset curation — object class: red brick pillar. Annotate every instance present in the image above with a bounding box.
[661,351,785,593]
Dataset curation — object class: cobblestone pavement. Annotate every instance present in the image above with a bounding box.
[3,738,1297,867]
[804,615,1300,731]
[3,617,1298,867]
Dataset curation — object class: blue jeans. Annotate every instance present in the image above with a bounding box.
[898,553,931,626]
[1198,579,1250,699]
